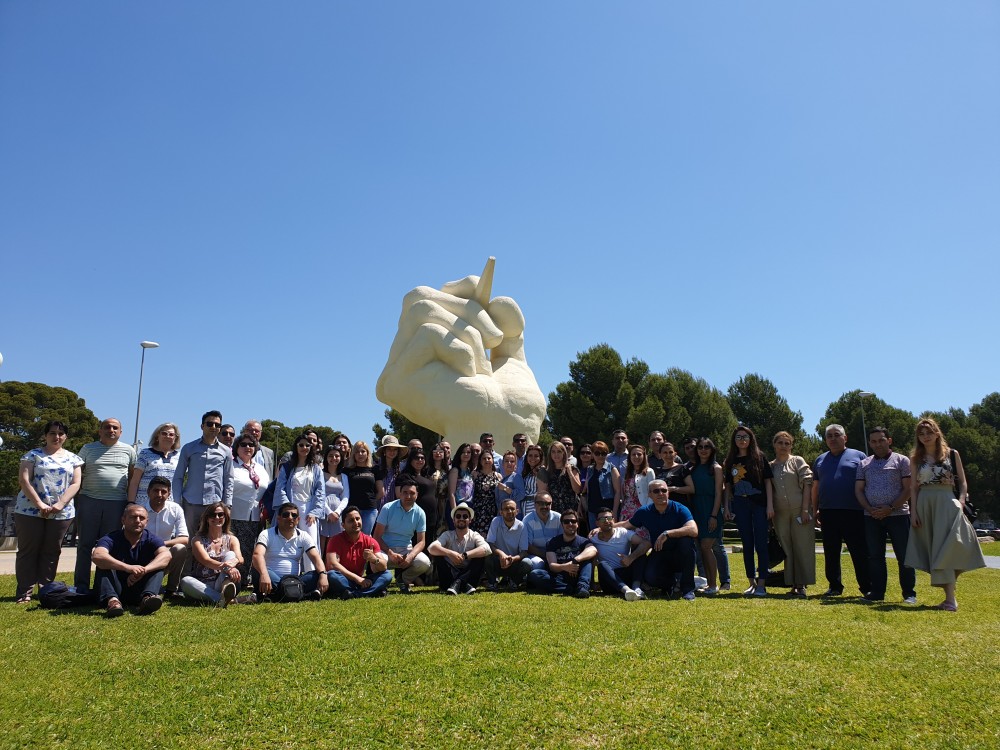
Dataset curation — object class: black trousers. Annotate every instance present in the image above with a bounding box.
[819,508,871,594]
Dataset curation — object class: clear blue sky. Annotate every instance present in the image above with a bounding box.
[2,2,998,448]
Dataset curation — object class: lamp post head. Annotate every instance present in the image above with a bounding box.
[140,341,160,349]
[859,391,873,398]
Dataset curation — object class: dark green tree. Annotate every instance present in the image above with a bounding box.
[727,374,804,458]
[816,391,915,455]
[0,381,101,495]
[373,408,440,453]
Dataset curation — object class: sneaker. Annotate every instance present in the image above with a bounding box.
[791,588,807,599]
[624,587,638,602]
[720,582,731,591]
[138,594,162,615]
[219,581,237,608]
[754,586,767,598]
[574,588,590,599]
[681,591,696,601]
[860,595,882,604]
[694,576,708,590]
[633,587,647,600]
[702,587,719,596]
[307,590,322,601]
[446,585,459,596]
[464,584,477,595]
[106,598,125,618]
[398,582,412,595]
[235,593,257,605]
[743,584,757,597]
[903,595,918,605]
[485,582,499,593]
[822,588,843,597]
[506,579,520,592]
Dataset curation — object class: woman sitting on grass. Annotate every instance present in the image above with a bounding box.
[180,503,246,607]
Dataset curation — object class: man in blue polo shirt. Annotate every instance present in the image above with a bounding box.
[617,479,698,600]
[812,424,871,597]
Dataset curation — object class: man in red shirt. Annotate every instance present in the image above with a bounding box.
[325,506,393,599]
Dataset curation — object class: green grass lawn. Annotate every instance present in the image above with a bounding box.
[2,557,997,750]
[979,541,999,556]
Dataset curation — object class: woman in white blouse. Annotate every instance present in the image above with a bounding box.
[230,435,270,582]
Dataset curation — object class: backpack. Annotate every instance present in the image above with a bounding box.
[38,581,94,609]
[272,575,305,602]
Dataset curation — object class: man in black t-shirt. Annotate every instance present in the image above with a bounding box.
[526,510,598,598]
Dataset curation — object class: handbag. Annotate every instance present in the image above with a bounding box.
[949,449,977,522]
[272,575,305,602]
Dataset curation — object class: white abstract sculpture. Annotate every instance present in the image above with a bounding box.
[377,257,547,447]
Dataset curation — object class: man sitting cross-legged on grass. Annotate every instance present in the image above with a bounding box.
[92,502,171,618]
[588,506,650,601]
[427,502,491,595]
[526,510,598,599]
[484,498,530,591]
[253,502,329,601]
[519,492,563,571]
[325,506,393,599]
[373,476,431,595]
[615,479,698,600]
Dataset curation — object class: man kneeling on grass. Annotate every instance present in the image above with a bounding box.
[427,503,490,595]
[92,502,171,618]
[325,506,393,599]
[253,502,329,601]
[615,479,698,600]
[526,510,598,599]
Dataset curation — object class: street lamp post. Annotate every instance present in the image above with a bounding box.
[858,391,874,455]
[133,341,160,448]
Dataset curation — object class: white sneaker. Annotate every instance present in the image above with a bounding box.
[702,587,719,596]
[634,587,647,600]
[694,576,708,590]
[903,595,917,605]
[624,587,638,602]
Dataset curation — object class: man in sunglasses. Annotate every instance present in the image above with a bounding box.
[173,410,234,538]
[526,510,598,598]
[252,502,329,601]
[589,506,650,601]
[428,503,490,595]
[615,479,698,600]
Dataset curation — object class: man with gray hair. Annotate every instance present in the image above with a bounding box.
[811,424,871,597]
[75,417,136,594]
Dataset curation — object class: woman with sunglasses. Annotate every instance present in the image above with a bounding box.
[231,435,269,583]
[180,503,245,607]
[905,418,985,611]
[127,423,181,508]
[690,438,725,594]
[429,443,452,537]
[583,441,621,529]
[770,431,814,597]
[319,445,350,553]
[520,444,547,517]
[344,441,378,534]
[723,426,774,597]
[275,432,326,571]
[14,420,83,604]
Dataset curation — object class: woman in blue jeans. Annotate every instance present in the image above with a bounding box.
[722,426,774,597]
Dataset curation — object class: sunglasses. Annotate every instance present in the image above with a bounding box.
[734,435,750,442]
[650,488,669,495]
[593,451,608,456]
[280,512,299,519]
[238,442,255,449]
[204,422,221,429]
[221,431,235,437]
[598,516,614,522]
[561,519,578,525]
[211,512,226,518]
[454,514,470,520]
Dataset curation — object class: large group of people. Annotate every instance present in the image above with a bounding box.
[12,413,987,615]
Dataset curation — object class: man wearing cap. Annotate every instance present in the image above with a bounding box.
[526,509,598,598]
[427,502,490,595]
[519,492,563,571]
[373,475,432,594]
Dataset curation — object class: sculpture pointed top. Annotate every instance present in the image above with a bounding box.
[474,256,496,306]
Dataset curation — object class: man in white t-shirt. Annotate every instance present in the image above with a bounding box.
[428,503,490,595]
[589,505,650,601]
[142,476,189,596]
[253,502,329,600]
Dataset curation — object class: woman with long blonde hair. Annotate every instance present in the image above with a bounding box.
[904,418,985,611]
